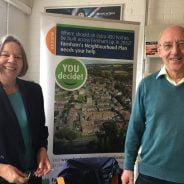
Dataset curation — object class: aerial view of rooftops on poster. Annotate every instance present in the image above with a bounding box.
[53,63,133,154]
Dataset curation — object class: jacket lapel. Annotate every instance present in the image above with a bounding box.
[0,83,25,150]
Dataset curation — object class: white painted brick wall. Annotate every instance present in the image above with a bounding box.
[148,0,184,25]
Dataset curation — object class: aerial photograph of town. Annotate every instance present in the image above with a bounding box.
[53,63,133,154]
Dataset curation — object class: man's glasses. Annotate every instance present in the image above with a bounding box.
[160,41,184,51]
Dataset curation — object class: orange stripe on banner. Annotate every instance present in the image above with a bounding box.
[46,26,56,54]
[56,177,65,184]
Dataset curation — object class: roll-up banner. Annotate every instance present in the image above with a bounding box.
[40,13,140,184]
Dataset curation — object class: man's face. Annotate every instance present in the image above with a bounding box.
[158,27,184,74]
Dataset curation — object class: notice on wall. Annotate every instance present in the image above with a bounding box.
[45,5,123,20]
[40,13,139,184]
[46,24,135,60]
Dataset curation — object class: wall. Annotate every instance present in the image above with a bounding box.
[147,0,184,25]
[19,0,33,7]
[7,5,29,50]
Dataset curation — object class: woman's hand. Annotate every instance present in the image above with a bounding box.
[35,147,52,177]
[0,164,27,184]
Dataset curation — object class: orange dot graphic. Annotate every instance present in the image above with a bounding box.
[46,26,56,54]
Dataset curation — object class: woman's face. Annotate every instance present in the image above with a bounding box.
[0,42,23,80]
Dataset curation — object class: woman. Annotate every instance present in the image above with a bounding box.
[0,35,52,184]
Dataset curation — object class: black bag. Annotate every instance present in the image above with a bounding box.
[57,157,122,184]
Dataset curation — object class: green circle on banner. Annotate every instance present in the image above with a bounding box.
[55,58,87,91]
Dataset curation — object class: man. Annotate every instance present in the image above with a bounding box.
[121,25,184,184]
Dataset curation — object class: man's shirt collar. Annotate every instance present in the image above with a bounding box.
[156,66,184,86]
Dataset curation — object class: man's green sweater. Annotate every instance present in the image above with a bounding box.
[124,72,184,183]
